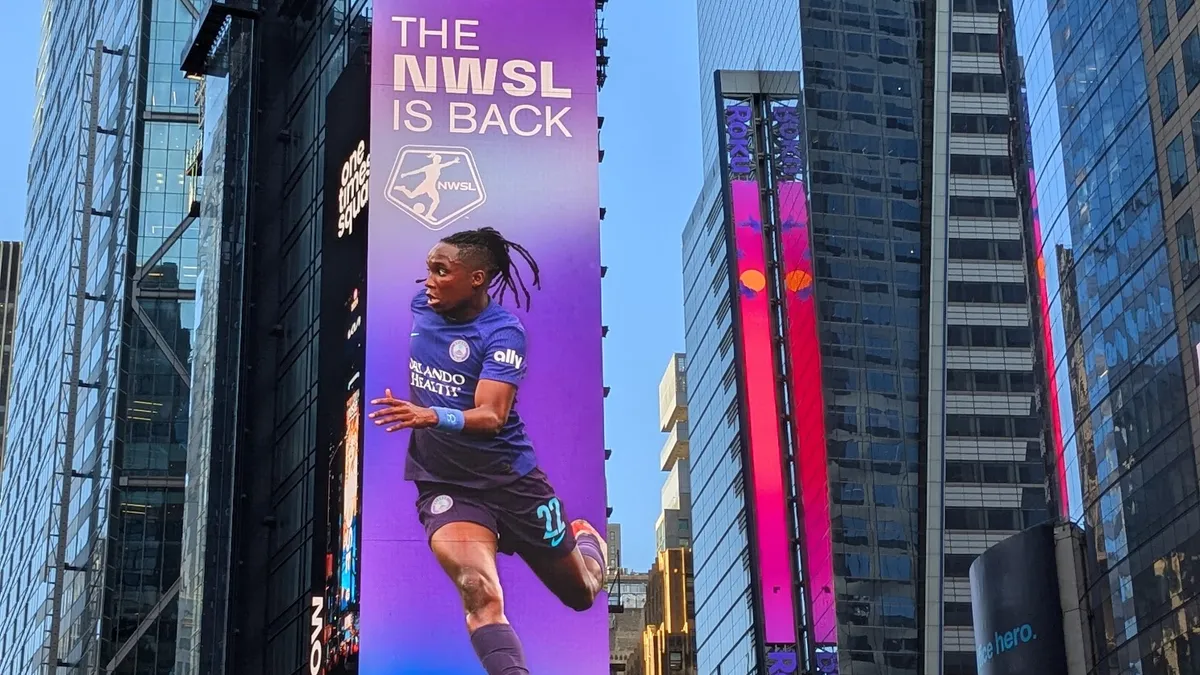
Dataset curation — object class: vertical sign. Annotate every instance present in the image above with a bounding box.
[366,5,606,674]
[767,99,836,652]
[315,59,369,675]
[719,99,799,648]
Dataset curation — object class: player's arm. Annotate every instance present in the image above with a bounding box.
[370,326,527,436]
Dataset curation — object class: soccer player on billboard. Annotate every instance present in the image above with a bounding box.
[367,227,608,675]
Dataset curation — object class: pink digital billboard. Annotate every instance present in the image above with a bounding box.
[729,176,800,645]
[773,161,834,646]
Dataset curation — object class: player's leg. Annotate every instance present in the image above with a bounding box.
[418,489,529,675]
[496,469,608,612]
[522,519,607,612]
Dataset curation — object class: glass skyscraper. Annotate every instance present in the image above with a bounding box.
[683,1,1047,674]
[0,1,201,673]
[1012,0,1200,671]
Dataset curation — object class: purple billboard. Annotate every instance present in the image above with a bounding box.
[364,4,607,675]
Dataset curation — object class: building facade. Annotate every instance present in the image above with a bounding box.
[1010,0,1200,672]
[684,2,1047,674]
[641,548,699,675]
[0,1,202,673]
[658,353,692,552]
[0,241,21,477]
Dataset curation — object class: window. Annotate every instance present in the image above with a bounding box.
[1181,0,1195,19]
[1169,133,1189,196]
[949,154,1012,176]
[1150,0,1170,48]
[951,32,1000,53]
[1178,211,1199,277]
[949,196,1019,218]
[950,73,1007,93]
[1160,60,1180,120]
[1192,112,1200,173]
[1185,30,1200,91]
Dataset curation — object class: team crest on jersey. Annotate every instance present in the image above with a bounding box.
[449,339,471,363]
[430,495,454,515]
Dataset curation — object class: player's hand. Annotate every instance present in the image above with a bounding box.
[369,388,438,432]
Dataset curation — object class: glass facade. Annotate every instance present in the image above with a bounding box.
[0,0,202,672]
[682,176,759,675]
[1012,0,1200,672]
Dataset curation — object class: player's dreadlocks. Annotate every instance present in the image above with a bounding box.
[442,227,542,309]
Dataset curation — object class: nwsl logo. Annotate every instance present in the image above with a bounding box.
[771,104,804,181]
[725,104,754,177]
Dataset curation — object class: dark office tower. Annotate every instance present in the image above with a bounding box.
[0,240,20,478]
[682,2,1047,674]
[1008,0,1200,671]
[0,1,202,673]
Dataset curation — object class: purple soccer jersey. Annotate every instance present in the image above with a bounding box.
[404,290,537,489]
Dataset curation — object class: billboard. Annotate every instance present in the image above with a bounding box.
[315,57,369,675]
[719,98,800,652]
[766,99,835,650]
[364,4,606,675]
[969,523,1069,675]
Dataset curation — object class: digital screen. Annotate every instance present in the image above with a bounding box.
[722,101,799,646]
[315,58,369,675]
[769,100,835,648]
[364,4,606,674]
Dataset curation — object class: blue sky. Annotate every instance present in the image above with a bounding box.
[597,0,702,570]
[0,1,703,572]
[0,3,39,241]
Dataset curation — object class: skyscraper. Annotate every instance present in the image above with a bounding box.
[658,353,692,552]
[0,2,200,673]
[0,240,21,478]
[683,2,1047,674]
[1009,0,1200,671]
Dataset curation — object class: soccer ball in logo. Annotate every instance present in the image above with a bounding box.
[449,339,471,363]
[385,145,487,231]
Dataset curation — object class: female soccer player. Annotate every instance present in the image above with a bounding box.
[368,227,607,675]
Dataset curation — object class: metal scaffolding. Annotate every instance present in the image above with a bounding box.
[45,40,131,675]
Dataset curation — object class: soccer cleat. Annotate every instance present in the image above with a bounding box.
[571,519,608,573]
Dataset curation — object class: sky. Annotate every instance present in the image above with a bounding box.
[0,0,703,572]
[597,0,703,571]
[0,3,39,242]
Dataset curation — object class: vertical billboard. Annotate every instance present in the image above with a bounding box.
[315,57,369,675]
[365,4,606,675]
[969,523,1069,675]
[718,97,800,654]
[766,98,836,655]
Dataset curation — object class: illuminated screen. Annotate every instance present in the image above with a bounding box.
[723,101,798,645]
[770,101,834,646]
[364,4,606,674]
[316,58,369,675]
[730,178,798,644]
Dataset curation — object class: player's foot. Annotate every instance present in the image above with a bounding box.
[571,519,608,580]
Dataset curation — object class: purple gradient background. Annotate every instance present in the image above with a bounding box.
[365,3,606,673]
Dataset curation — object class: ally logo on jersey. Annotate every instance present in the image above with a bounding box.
[492,348,524,370]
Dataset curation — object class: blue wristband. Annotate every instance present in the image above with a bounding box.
[431,407,466,433]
